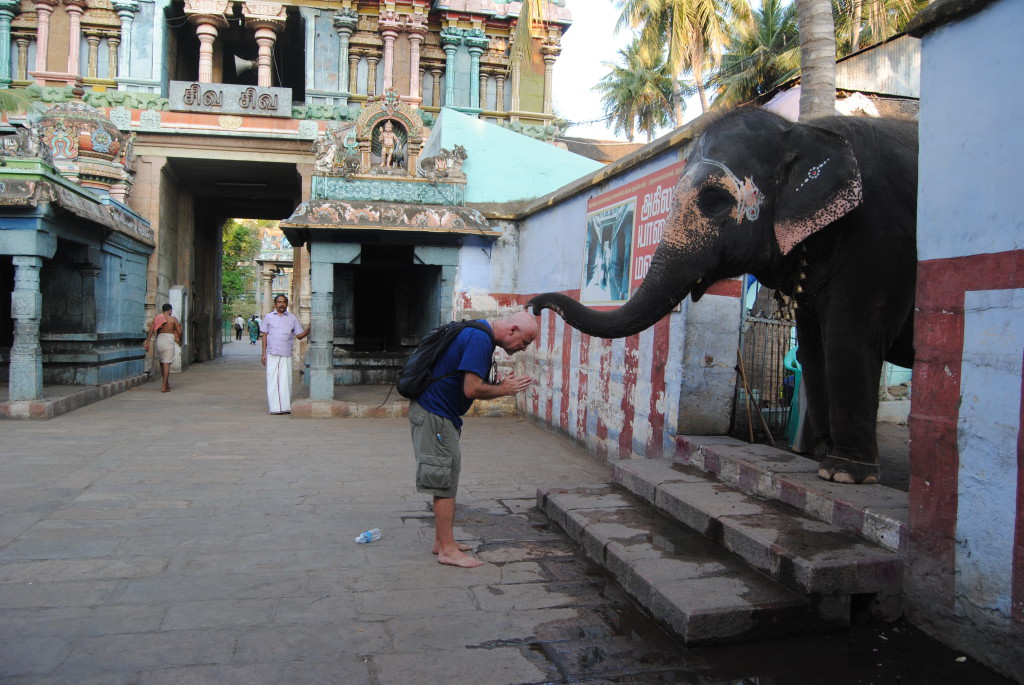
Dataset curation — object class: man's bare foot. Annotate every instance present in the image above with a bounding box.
[437,551,484,568]
[432,542,473,555]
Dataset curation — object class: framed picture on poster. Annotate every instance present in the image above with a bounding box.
[580,161,686,310]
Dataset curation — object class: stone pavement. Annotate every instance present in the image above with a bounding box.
[0,341,1014,684]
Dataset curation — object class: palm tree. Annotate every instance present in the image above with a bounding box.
[595,40,676,141]
[711,0,799,108]
[0,90,34,115]
[833,0,929,55]
[615,0,751,119]
[796,0,837,121]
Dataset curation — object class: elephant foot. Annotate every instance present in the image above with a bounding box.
[817,455,879,485]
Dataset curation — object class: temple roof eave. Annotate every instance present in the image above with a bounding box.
[280,198,500,246]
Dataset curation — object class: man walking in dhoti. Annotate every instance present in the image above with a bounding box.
[259,294,309,414]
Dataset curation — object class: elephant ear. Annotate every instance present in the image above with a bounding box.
[774,123,864,255]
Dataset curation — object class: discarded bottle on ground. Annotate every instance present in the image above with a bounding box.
[355,528,381,544]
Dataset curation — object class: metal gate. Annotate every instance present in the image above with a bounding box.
[732,281,796,444]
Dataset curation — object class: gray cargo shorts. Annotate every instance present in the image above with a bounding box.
[409,401,462,498]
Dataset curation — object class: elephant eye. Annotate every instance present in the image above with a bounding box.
[697,187,733,217]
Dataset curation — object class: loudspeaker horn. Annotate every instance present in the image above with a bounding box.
[234,56,256,75]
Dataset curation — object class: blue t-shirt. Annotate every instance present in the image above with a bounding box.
[416,321,494,429]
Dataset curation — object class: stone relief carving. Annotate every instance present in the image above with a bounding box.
[312,125,360,177]
[417,145,467,180]
[0,123,52,163]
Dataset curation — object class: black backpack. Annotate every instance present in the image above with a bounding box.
[396,320,495,399]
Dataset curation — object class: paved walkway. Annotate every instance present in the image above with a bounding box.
[0,342,1011,684]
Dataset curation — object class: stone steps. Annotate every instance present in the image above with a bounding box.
[537,448,904,646]
[536,485,848,646]
[612,459,902,599]
[674,436,908,554]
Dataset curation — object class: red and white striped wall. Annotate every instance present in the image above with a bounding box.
[910,250,1024,624]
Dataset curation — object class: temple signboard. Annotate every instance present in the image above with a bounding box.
[168,82,292,118]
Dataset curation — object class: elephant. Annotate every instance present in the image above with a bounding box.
[529,107,918,485]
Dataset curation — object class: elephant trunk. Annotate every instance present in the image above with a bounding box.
[529,245,698,339]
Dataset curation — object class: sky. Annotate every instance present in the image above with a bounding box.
[552,0,701,142]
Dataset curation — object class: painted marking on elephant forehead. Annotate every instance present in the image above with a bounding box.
[689,140,763,221]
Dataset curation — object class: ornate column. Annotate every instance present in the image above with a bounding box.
[347,48,360,94]
[261,267,274,314]
[308,252,334,400]
[332,8,357,95]
[465,31,487,110]
[366,54,378,97]
[0,0,19,86]
[85,31,100,78]
[106,34,119,78]
[440,28,460,107]
[64,0,87,75]
[9,256,44,402]
[15,34,28,80]
[540,38,561,116]
[509,53,521,119]
[495,73,505,113]
[378,9,398,91]
[243,2,286,88]
[479,71,488,110]
[185,0,230,84]
[112,0,138,78]
[430,67,441,107]
[33,0,58,73]
[405,12,427,103]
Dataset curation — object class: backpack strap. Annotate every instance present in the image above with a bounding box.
[427,320,495,386]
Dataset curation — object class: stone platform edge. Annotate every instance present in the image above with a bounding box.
[289,396,517,419]
[0,373,149,420]
[674,435,909,556]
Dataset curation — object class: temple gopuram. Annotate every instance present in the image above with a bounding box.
[0,0,603,413]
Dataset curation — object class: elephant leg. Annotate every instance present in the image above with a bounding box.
[816,316,885,485]
[794,317,834,457]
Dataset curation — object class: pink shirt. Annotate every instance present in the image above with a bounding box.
[260,310,305,357]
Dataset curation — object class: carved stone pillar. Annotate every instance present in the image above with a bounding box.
[15,34,28,80]
[261,268,274,315]
[9,255,43,402]
[106,34,119,78]
[64,0,87,75]
[509,55,521,120]
[347,49,360,94]
[479,71,488,110]
[185,0,230,84]
[243,3,286,88]
[0,0,19,86]
[308,253,334,401]
[541,39,561,116]
[85,31,100,78]
[332,8,356,95]
[430,67,441,108]
[112,0,138,78]
[495,74,505,113]
[466,32,487,110]
[79,265,100,332]
[254,27,275,86]
[441,29,460,107]
[33,0,57,73]
[405,12,426,103]
[378,10,398,91]
[366,55,378,97]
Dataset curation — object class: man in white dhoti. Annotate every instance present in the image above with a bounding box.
[259,295,309,414]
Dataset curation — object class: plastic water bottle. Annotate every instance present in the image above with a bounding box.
[354,528,381,544]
